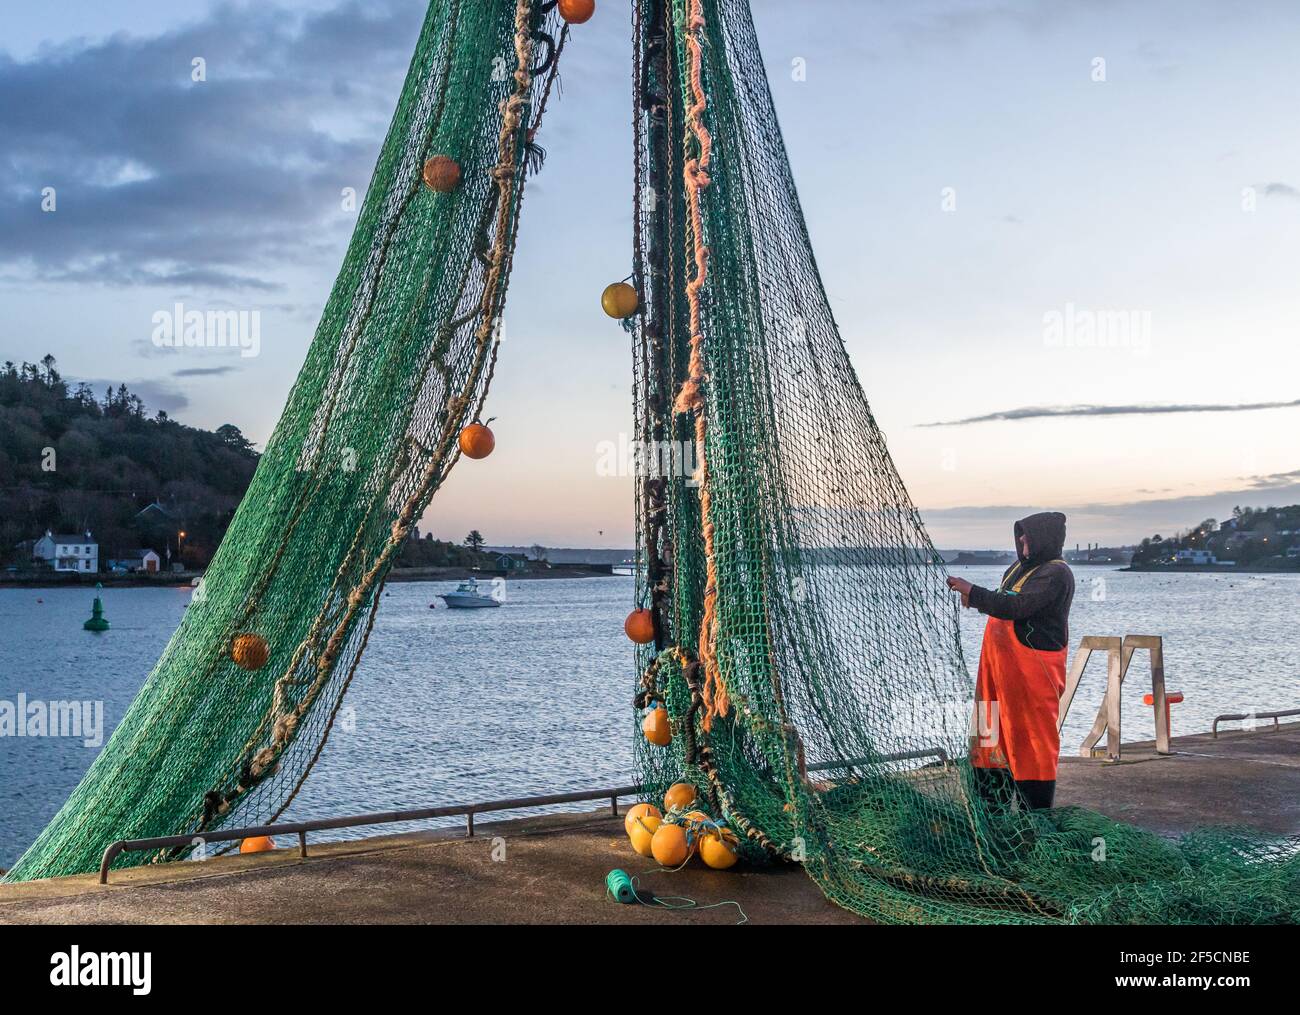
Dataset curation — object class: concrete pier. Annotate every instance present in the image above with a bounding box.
[1,724,1295,925]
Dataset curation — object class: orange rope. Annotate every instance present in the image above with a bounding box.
[673,0,727,730]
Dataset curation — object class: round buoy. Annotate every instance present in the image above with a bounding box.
[628,814,660,858]
[624,608,654,644]
[684,809,712,833]
[601,281,639,319]
[422,155,462,193]
[239,835,276,854]
[699,831,739,870]
[558,0,596,25]
[650,822,689,867]
[642,705,671,747]
[663,782,696,812]
[458,422,495,460]
[231,633,270,671]
[623,801,662,837]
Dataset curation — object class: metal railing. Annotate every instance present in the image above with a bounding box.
[96,747,949,884]
[1211,708,1300,739]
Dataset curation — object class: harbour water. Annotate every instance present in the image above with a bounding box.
[1,567,1296,869]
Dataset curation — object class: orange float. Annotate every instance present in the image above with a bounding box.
[642,706,671,747]
[558,0,596,25]
[458,422,495,460]
[422,155,462,193]
[650,822,689,867]
[230,633,269,671]
[624,608,655,644]
[663,782,696,811]
[239,836,276,854]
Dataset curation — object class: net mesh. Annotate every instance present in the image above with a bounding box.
[8,1,1298,924]
[5,0,559,882]
[629,0,1299,924]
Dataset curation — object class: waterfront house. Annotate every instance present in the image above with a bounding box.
[32,530,98,573]
[1175,548,1217,565]
[495,552,529,574]
[108,549,162,574]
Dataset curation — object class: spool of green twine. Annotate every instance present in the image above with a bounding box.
[605,868,637,904]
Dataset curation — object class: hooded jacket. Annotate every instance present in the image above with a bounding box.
[968,512,1075,651]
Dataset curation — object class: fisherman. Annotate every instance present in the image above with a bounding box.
[946,512,1074,811]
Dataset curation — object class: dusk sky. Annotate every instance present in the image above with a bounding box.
[3,0,1299,550]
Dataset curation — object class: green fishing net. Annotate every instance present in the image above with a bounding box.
[628,0,1299,924]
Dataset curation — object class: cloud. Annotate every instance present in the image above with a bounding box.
[923,475,1300,547]
[1261,182,1300,200]
[72,376,190,414]
[172,365,238,378]
[0,0,424,293]
[1244,468,1300,490]
[920,398,1300,427]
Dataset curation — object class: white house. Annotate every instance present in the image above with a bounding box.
[33,530,99,573]
[1175,548,1217,565]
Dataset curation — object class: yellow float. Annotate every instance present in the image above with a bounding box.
[623,801,661,837]
[699,829,739,870]
[628,814,661,858]
[601,281,639,319]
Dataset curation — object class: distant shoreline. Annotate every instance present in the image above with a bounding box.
[0,565,625,590]
[1122,563,1299,574]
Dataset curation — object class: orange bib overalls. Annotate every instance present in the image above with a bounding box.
[969,561,1067,782]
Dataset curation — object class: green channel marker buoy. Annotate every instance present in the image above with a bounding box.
[83,583,110,632]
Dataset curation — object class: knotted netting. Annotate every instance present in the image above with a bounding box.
[6,0,566,882]
[628,0,1299,923]
[8,0,1298,923]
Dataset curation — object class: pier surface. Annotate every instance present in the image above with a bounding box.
[1,724,1295,925]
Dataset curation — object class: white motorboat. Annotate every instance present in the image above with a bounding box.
[437,578,501,609]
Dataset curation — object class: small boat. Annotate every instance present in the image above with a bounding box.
[438,578,501,609]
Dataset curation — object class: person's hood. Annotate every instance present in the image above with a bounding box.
[1014,511,1067,565]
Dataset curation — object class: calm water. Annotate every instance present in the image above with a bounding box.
[1,568,1296,867]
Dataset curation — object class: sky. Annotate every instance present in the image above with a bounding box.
[2,0,1299,550]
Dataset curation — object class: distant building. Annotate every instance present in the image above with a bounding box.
[108,550,162,574]
[33,530,98,573]
[134,501,174,522]
[1175,549,1217,565]
[495,553,529,573]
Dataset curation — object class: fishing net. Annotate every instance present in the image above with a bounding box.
[9,1,1298,924]
[5,0,566,882]
[628,0,1299,923]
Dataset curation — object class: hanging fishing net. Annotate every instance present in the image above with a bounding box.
[5,0,566,882]
[627,0,1299,924]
